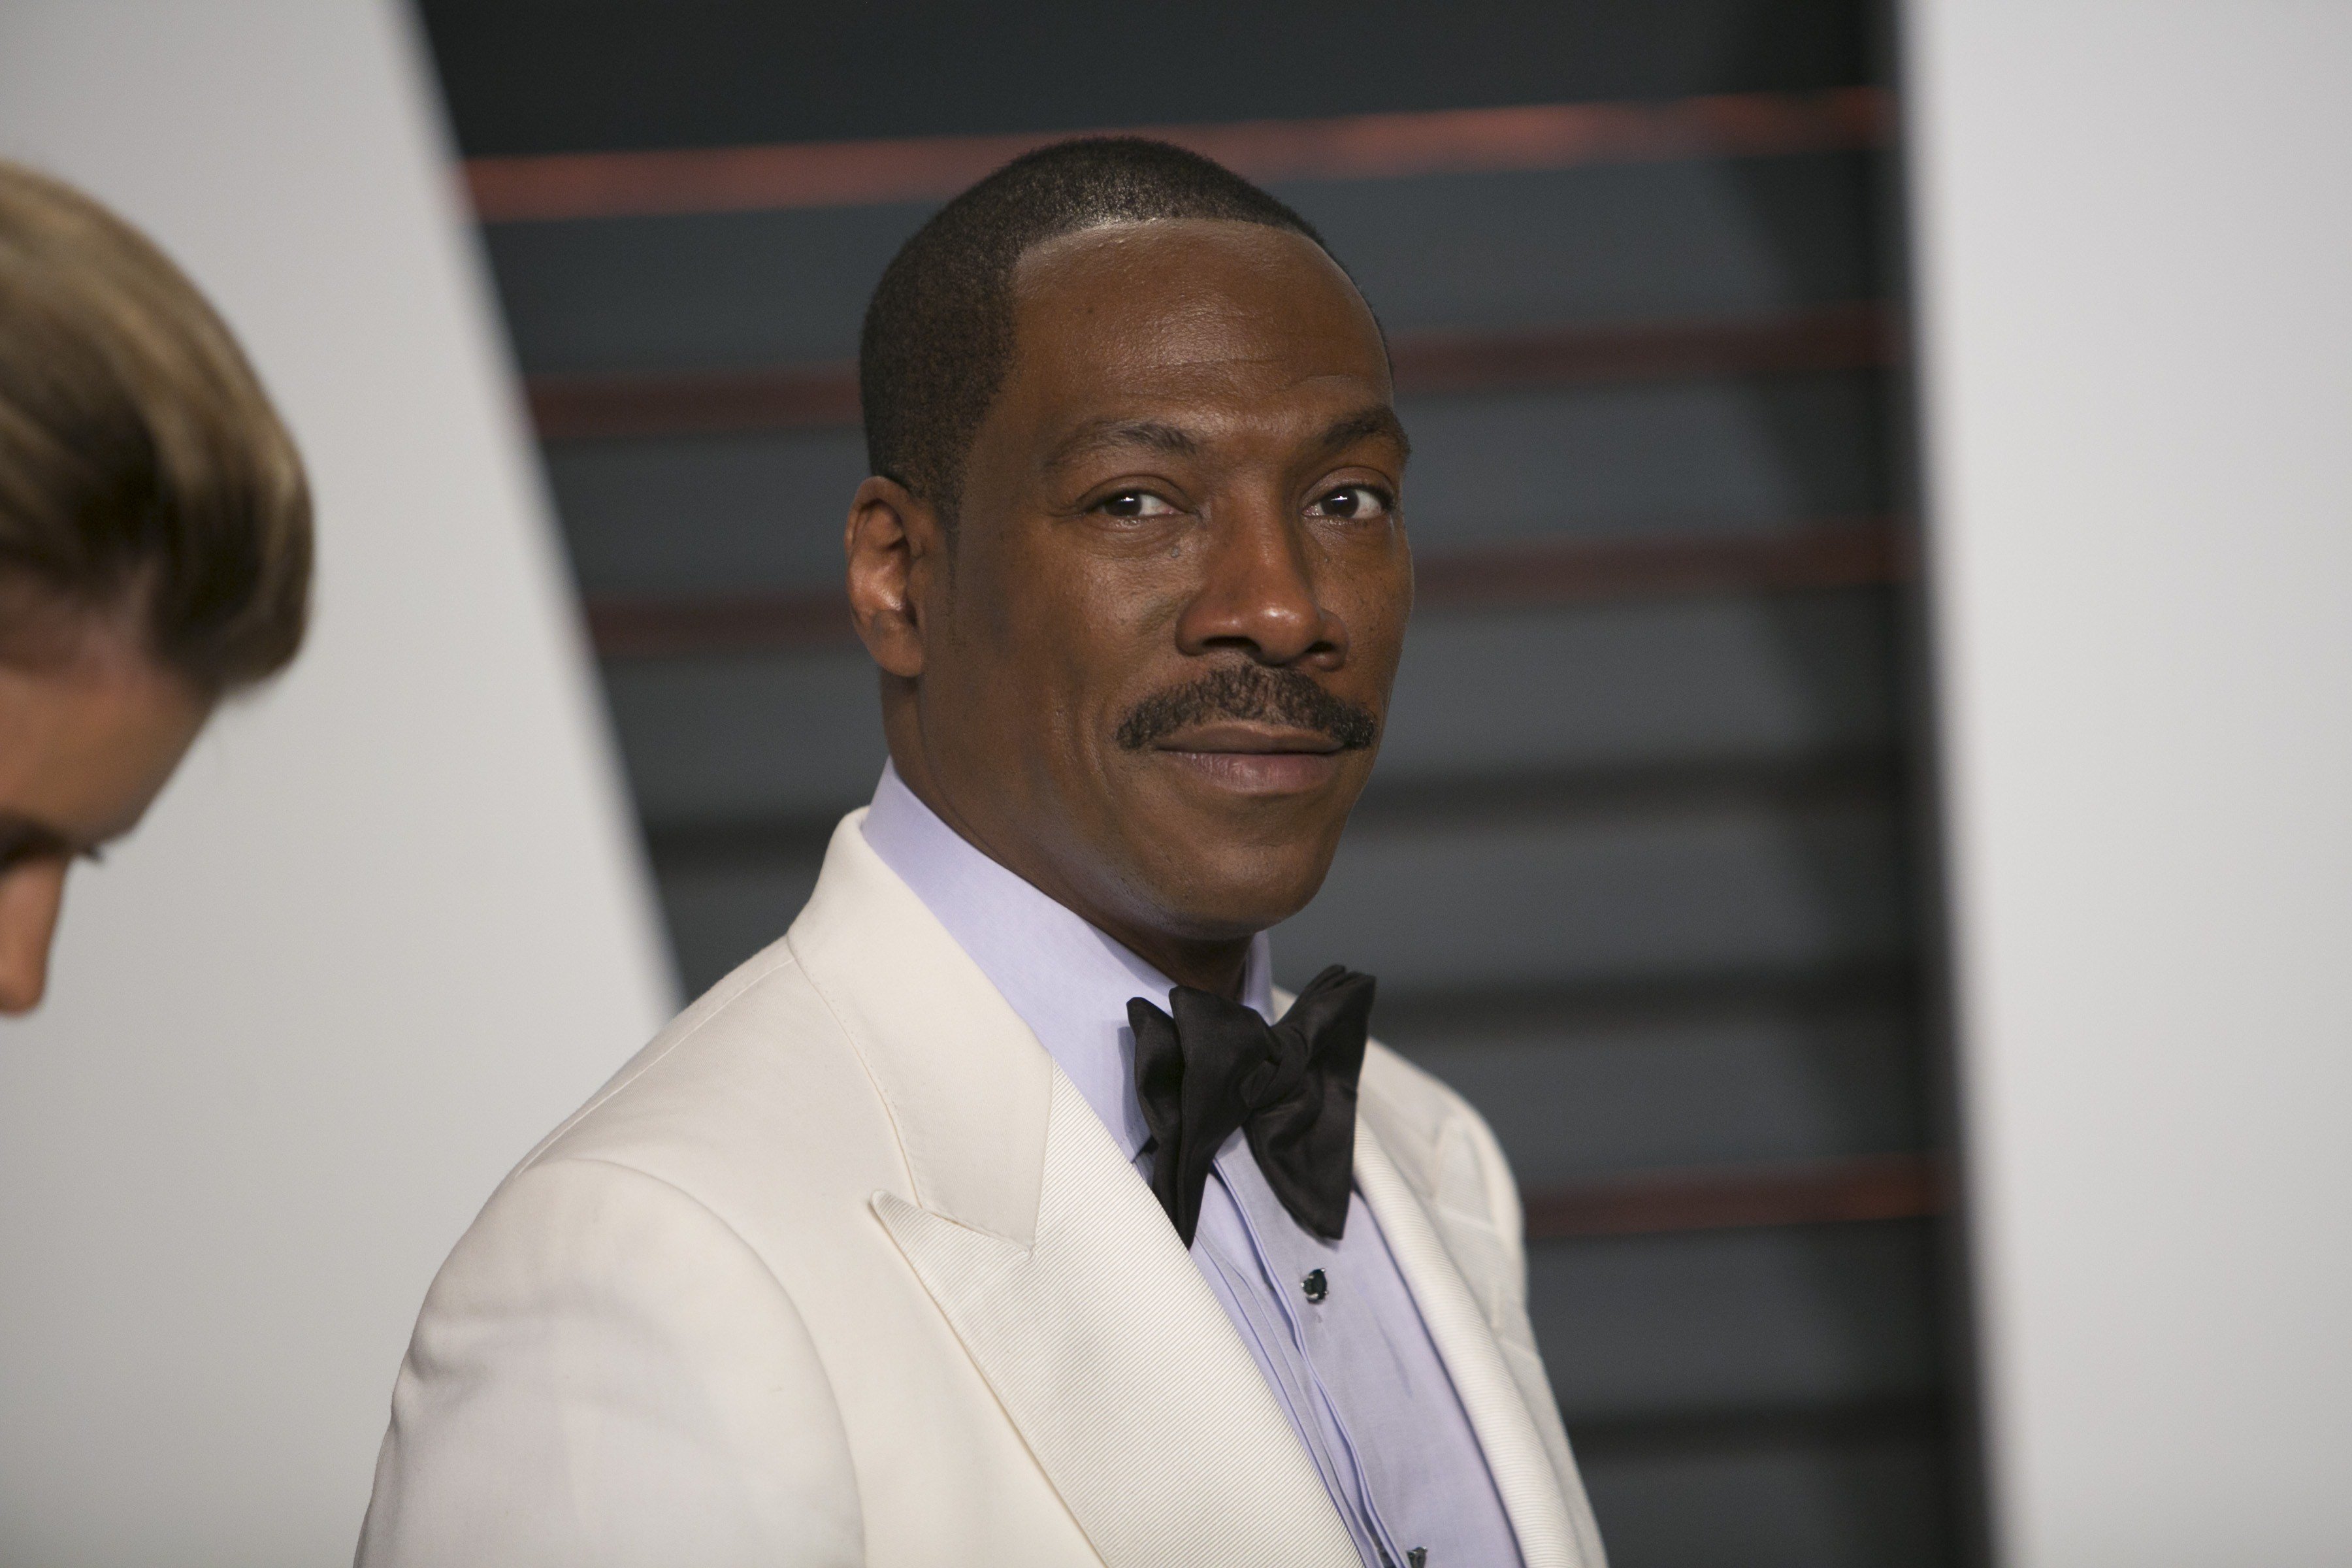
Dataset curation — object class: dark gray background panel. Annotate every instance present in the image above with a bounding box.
[1533,1222,1940,1422]
[1275,798,1910,995]
[1396,1004,1923,1183]
[1574,1428,1951,1568]
[425,0,1872,156]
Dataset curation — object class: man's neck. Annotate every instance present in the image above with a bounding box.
[1111,928,1250,1000]
[883,751,1253,1000]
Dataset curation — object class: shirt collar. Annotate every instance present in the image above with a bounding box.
[860,762,1275,1160]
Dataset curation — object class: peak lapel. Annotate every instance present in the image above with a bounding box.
[792,817,1356,1568]
[787,813,1050,1246]
[875,1071,1356,1568]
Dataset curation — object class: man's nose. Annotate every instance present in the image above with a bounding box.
[0,858,68,1015]
[1173,498,1347,667]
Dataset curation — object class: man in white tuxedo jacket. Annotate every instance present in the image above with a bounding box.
[359,138,1605,1568]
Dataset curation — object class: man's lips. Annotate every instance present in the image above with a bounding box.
[1151,721,1347,756]
[1148,722,1351,794]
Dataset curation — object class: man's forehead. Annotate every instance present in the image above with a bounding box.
[998,225,1391,462]
[1009,221,1386,378]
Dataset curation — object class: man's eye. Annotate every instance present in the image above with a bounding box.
[1306,485,1393,521]
[1096,489,1181,519]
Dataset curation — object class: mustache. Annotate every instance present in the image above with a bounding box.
[1115,665,1380,753]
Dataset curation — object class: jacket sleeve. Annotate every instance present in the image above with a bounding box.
[355,1156,863,1567]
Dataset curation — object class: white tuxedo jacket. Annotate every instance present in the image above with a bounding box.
[358,815,1605,1567]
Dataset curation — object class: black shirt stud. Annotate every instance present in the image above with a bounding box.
[1302,1268,1329,1303]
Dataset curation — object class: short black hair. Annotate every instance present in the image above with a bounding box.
[859,137,1335,525]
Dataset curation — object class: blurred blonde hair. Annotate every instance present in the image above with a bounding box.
[0,159,310,690]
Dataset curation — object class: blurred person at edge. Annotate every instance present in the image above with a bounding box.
[0,161,311,1015]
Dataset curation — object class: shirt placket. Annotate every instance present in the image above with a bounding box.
[1210,1147,1414,1568]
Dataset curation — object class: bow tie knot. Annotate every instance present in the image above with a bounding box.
[1128,964,1376,1247]
[1235,1043,1301,1111]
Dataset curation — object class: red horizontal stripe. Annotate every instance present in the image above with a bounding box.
[467,88,1893,223]
[1522,1152,1947,1241]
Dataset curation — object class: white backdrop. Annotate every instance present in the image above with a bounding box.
[0,3,676,1563]
[1904,3,2352,1563]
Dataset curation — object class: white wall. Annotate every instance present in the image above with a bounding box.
[0,3,676,1563]
[1903,4,2352,1563]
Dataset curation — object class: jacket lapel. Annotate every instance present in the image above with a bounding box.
[1354,1117,1605,1568]
[789,817,1357,1568]
[875,1070,1358,1568]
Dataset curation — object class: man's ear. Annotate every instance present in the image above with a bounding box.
[845,475,943,679]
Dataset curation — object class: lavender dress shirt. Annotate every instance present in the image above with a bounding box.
[863,766,1523,1568]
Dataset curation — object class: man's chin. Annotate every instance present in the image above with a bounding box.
[1125,832,1342,942]
[1081,754,1361,929]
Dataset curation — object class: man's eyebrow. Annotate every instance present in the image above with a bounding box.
[1313,405,1411,465]
[1045,407,1410,478]
[1041,417,1202,475]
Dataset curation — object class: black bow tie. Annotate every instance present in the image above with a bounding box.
[1127,964,1376,1248]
